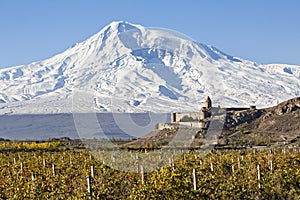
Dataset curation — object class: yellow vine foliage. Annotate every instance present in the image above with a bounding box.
[0,141,60,149]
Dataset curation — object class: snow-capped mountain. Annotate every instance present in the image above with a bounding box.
[0,21,299,114]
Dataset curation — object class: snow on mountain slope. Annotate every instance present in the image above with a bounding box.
[0,21,299,114]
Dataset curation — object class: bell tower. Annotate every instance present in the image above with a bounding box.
[205,96,212,109]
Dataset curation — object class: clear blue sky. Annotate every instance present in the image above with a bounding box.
[1,0,300,68]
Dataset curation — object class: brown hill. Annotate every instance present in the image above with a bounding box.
[123,97,300,148]
[224,97,300,145]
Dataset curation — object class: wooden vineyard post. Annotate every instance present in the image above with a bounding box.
[270,160,273,171]
[91,165,94,178]
[231,158,235,174]
[159,153,162,162]
[52,164,55,176]
[20,162,23,173]
[31,173,35,190]
[171,154,175,170]
[193,168,197,190]
[257,164,261,189]
[130,150,133,158]
[210,158,214,172]
[141,166,144,185]
[87,175,92,200]
[136,155,140,173]
[136,161,140,174]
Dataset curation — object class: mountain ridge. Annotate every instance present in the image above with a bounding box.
[0,21,299,114]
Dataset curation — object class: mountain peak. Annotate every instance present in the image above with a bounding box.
[0,22,299,114]
[104,21,140,33]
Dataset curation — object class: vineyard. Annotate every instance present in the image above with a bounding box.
[0,144,300,199]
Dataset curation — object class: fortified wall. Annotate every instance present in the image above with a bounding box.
[156,96,256,131]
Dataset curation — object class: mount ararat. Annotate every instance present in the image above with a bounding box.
[0,21,299,114]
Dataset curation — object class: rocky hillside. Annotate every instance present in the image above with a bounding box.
[124,97,300,148]
[226,97,300,133]
[223,97,300,145]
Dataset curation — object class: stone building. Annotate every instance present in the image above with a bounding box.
[159,96,256,131]
[171,96,213,123]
